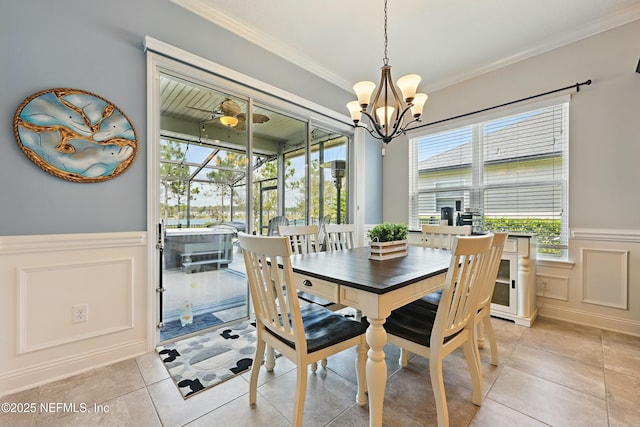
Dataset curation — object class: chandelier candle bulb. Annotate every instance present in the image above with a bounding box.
[411,93,429,117]
[376,106,395,128]
[347,101,363,123]
[353,81,376,107]
[397,74,421,101]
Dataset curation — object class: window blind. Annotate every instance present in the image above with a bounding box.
[409,99,569,257]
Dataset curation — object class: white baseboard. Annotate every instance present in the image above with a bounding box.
[538,303,640,337]
[0,338,147,398]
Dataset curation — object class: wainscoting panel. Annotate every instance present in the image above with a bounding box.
[581,248,628,309]
[0,232,147,396]
[536,274,569,301]
[18,258,134,354]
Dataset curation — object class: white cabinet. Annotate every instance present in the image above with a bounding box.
[490,234,537,327]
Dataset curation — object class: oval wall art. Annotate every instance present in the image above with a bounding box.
[13,88,138,183]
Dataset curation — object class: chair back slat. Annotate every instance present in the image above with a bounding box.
[422,224,472,249]
[433,234,493,344]
[477,232,508,309]
[278,225,320,254]
[239,234,306,352]
[324,223,356,251]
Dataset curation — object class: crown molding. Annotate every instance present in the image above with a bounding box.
[171,0,353,91]
[172,0,640,93]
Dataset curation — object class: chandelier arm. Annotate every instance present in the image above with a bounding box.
[359,103,422,143]
[359,110,389,141]
[387,104,416,134]
[352,122,384,142]
[363,124,386,142]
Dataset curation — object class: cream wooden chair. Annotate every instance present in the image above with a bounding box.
[239,234,367,427]
[324,223,356,251]
[398,224,473,365]
[384,234,493,427]
[278,224,321,254]
[401,232,508,369]
[474,232,508,367]
[323,223,361,320]
[278,224,330,370]
[421,224,472,249]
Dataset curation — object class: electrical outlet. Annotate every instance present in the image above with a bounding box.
[73,304,89,323]
[537,280,548,292]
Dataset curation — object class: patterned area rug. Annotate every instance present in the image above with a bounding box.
[157,307,358,398]
[157,320,259,398]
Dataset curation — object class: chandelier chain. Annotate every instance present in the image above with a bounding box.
[383,0,389,65]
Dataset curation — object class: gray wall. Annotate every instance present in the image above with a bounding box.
[364,135,383,225]
[0,0,354,236]
[383,19,640,231]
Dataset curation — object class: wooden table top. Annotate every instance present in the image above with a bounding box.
[289,246,451,294]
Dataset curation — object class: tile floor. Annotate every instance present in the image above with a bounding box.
[2,316,640,427]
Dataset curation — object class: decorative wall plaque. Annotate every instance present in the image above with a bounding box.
[13,88,138,182]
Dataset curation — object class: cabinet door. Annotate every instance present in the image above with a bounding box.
[491,253,518,314]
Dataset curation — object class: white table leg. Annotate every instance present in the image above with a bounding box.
[265,344,276,372]
[356,342,367,406]
[366,317,387,427]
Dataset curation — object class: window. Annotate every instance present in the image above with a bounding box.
[409,97,569,257]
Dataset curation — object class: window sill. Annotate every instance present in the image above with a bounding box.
[536,257,575,269]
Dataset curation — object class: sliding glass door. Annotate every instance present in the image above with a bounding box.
[149,52,354,344]
[158,74,250,342]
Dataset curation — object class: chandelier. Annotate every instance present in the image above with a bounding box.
[347,0,428,144]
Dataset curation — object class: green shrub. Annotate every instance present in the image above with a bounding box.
[368,223,408,242]
[484,217,562,254]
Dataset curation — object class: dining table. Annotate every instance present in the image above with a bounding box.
[288,245,452,427]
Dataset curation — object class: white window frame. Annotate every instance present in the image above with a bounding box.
[408,94,570,258]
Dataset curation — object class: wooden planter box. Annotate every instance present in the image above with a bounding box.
[368,240,408,260]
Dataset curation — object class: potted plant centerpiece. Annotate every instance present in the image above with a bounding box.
[367,223,409,260]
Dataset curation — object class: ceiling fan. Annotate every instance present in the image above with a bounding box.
[188,98,269,130]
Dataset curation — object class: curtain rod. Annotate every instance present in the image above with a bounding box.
[408,79,592,131]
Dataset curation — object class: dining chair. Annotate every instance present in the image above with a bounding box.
[397,224,471,349]
[278,224,320,254]
[400,232,508,369]
[324,223,356,251]
[238,233,367,427]
[421,224,472,249]
[277,223,333,370]
[473,232,508,367]
[384,234,494,427]
[323,223,361,320]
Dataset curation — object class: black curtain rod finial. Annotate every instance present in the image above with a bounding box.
[576,79,592,92]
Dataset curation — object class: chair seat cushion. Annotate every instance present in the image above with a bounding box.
[383,302,438,347]
[272,304,367,353]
